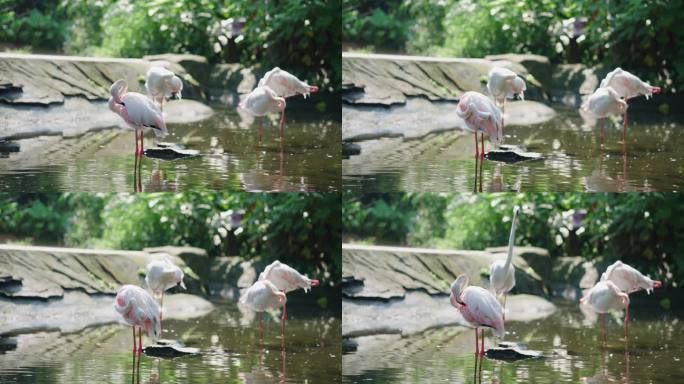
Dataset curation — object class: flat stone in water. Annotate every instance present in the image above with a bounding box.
[342,142,361,158]
[0,140,20,153]
[144,144,200,160]
[485,144,543,163]
[144,340,200,358]
[485,342,542,361]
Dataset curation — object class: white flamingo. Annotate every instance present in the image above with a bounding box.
[580,280,630,340]
[450,274,505,355]
[486,67,526,127]
[239,86,287,140]
[581,86,627,144]
[145,255,186,329]
[456,91,503,159]
[240,279,287,335]
[600,68,661,137]
[113,284,161,353]
[109,79,168,157]
[145,67,183,112]
[489,206,520,318]
[257,68,319,138]
[601,261,662,294]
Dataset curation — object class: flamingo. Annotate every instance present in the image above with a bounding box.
[600,68,661,140]
[238,86,287,139]
[109,79,168,157]
[489,206,520,318]
[240,279,287,335]
[145,67,183,112]
[456,91,503,160]
[580,280,630,340]
[450,274,505,356]
[486,67,526,127]
[581,86,627,145]
[113,284,161,353]
[258,261,320,331]
[257,68,319,138]
[145,255,186,330]
[601,260,661,294]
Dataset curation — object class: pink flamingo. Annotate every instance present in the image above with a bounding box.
[145,67,183,112]
[257,68,319,137]
[450,274,505,356]
[145,256,186,330]
[581,86,627,145]
[600,68,661,139]
[113,285,161,353]
[456,91,503,159]
[600,261,662,294]
[109,79,168,157]
[486,67,526,127]
[240,279,287,336]
[580,280,630,340]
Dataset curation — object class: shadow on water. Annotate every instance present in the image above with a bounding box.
[342,301,683,383]
[0,107,341,192]
[0,300,341,384]
[343,108,684,192]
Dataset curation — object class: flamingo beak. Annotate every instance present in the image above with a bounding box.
[310,279,320,287]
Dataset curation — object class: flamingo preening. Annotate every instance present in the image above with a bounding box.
[486,67,526,127]
[489,206,520,319]
[113,284,161,353]
[581,86,627,145]
[240,68,318,140]
[109,79,168,158]
[241,261,320,337]
[600,68,661,140]
[145,67,183,112]
[456,91,503,160]
[450,274,505,356]
[145,256,186,331]
[600,261,662,294]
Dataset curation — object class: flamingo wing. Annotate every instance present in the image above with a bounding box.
[122,92,168,137]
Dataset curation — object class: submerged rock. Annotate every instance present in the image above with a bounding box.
[144,144,200,160]
[342,141,361,158]
[144,340,200,358]
[0,140,19,153]
[485,144,543,163]
[486,342,543,361]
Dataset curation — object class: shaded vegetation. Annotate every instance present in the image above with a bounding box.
[343,193,684,287]
[1,0,340,88]
[343,0,684,90]
[0,193,340,283]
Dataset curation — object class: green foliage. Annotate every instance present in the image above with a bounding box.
[0,193,340,282]
[343,193,684,286]
[2,1,340,88]
[343,0,684,89]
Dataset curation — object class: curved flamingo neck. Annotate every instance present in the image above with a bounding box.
[503,209,518,272]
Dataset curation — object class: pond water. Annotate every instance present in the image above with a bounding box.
[0,299,341,384]
[342,108,684,192]
[342,300,684,383]
[0,107,341,192]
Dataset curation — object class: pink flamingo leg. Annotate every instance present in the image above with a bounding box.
[279,110,285,140]
[624,305,629,340]
[138,327,142,353]
[140,132,144,156]
[480,328,485,356]
[474,328,479,355]
[474,130,479,159]
[281,302,287,337]
[134,132,139,158]
[622,97,629,144]
[480,132,485,159]
[132,327,137,353]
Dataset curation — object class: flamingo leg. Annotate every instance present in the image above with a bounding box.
[474,130,479,159]
[480,328,485,356]
[480,132,485,159]
[279,110,285,140]
[138,327,142,353]
[140,132,144,156]
[474,327,479,355]
[281,302,287,337]
[132,326,137,353]
[622,97,630,144]
[601,313,607,343]
[624,305,629,340]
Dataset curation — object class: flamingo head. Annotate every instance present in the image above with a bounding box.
[512,76,526,100]
[143,313,162,339]
[110,79,128,103]
[450,274,469,308]
[169,76,183,99]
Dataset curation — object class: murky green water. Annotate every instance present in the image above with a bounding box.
[342,301,683,383]
[0,300,341,384]
[343,109,684,192]
[0,107,340,192]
